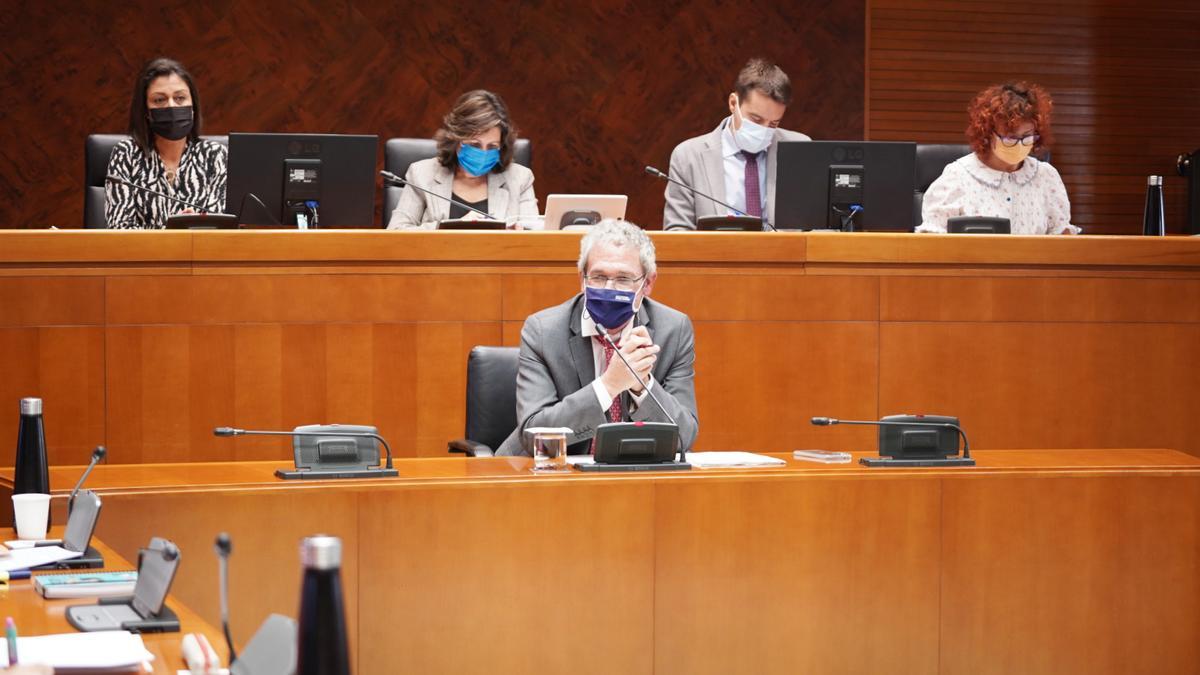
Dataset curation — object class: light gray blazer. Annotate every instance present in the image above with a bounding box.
[662,120,810,230]
[496,294,700,457]
[386,157,538,229]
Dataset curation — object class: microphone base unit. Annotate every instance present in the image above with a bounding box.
[576,460,692,473]
[67,596,181,634]
[696,215,764,232]
[165,213,240,230]
[859,456,975,468]
[437,218,506,230]
[275,467,399,480]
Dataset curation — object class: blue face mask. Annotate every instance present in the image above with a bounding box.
[457,144,501,177]
[585,286,638,332]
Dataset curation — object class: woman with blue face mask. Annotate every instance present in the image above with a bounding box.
[387,90,538,229]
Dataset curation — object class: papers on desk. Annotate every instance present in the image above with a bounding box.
[5,538,62,549]
[0,545,82,572]
[685,452,787,468]
[17,630,154,671]
[566,452,785,468]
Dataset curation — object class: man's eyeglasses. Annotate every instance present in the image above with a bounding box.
[584,274,645,291]
[995,133,1039,148]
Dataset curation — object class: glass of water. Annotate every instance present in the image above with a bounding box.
[526,427,571,472]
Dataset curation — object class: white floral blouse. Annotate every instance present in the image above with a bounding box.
[917,153,1079,235]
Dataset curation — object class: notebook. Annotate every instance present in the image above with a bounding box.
[34,570,138,598]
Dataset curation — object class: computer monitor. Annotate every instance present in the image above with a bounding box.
[226,133,378,228]
[775,141,917,231]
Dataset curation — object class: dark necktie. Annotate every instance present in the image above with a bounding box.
[741,150,763,217]
[590,335,623,454]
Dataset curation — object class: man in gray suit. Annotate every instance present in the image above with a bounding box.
[662,58,810,230]
[496,220,699,456]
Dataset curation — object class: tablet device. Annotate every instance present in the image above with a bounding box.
[542,195,628,230]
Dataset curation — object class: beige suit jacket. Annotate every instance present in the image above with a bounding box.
[386,157,538,229]
[662,120,810,230]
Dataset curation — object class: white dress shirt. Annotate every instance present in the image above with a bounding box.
[581,307,653,414]
[917,153,1079,234]
[720,117,768,217]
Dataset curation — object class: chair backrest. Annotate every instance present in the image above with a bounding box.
[382,138,533,224]
[463,346,520,452]
[911,143,1052,227]
[84,134,229,228]
[912,143,970,228]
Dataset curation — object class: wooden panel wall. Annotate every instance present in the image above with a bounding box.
[867,0,1200,234]
[5,231,1200,465]
[0,1,864,230]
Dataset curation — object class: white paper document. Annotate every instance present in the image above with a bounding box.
[17,630,155,671]
[0,545,83,572]
[684,452,787,468]
[566,452,785,468]
[4,538,62,549]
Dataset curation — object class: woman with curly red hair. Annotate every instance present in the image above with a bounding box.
[917,82,1078,235]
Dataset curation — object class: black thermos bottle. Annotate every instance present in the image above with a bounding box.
[1143,175,1166,236]
[297,535,351,675]
[13,397,51,528]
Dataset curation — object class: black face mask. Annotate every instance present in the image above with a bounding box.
[148,106,194,141]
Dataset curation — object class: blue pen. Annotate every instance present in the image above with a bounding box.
[1,570,32,581]
[5,616,17,666]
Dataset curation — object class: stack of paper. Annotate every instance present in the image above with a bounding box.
[0,545,83,572]
[17,630,155,672]
[684,452,787,468]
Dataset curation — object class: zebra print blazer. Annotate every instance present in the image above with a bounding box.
[104,138,227,229]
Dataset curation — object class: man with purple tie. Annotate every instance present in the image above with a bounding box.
[662,58,810,230]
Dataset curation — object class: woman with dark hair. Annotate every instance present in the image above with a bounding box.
[387,89,537,229]
[105,57,227,229]
[917,82,1077,235]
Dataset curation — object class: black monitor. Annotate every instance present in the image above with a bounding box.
[775,141,916,231]
[226,133,378,228]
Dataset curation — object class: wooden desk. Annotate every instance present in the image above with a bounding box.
[5,450,1197,674]
[2,230,1200,465]
[2,535,227,673]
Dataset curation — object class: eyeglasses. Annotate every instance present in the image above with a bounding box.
[995,133,1040,148]
[584,274,645,291]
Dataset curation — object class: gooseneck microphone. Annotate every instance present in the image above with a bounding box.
[68,446,105,499]
[595,323,686,463]
[810,416,972,459]
[68,445,106,512]
[213,427,395,470]
[380,170,497,221]
[644,165,776,231]
[105,174,226,213]
[215,532,238,664]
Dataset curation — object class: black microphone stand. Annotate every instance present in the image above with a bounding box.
[810,417,974,467]
[213,427,398,479]
[380,170,498,221]
[215,533,238,663]
[106,174,226,213]
[595,325,687,464]
[644,165,776,231]
[68,445,106,514]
